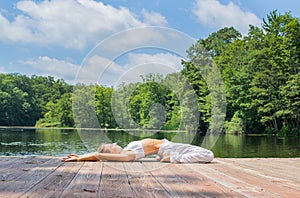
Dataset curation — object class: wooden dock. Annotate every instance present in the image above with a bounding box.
[0,156,299,197]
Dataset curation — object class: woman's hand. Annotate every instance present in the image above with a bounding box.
[67,154,79,157]
[62,154,79,162]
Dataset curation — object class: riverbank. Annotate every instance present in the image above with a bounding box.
[0,126,188,133]
[0,156,299,197]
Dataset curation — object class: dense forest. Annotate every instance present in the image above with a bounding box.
[0,11,299,136]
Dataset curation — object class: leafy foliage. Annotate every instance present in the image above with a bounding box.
[1,11,299,136]
[0,74,71,126]
[192,11,300,135]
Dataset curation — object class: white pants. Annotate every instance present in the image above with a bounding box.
[158,139,214,163]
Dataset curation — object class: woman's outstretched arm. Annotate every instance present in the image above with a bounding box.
[62,151,135,162]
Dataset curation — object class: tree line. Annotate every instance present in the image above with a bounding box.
[0,11,299,135]
[0,74,72,126]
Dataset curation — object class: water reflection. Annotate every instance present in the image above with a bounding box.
[0,128,299,157]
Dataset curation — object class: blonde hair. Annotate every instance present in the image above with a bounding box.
[97,143,112,153]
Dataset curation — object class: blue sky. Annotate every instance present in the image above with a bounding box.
[0,0,300,85]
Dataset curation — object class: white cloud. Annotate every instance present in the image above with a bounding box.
[142,9,168,26]
[0,13,35,42]
[99,27,167,53]
[20,55,120,85]
[20,52,183,86]
[76,55,124,85]
[0,0,167,49]
[193,0,261,34]
[74,52,183,86]
[21,56,80,83]
[126,53,182,71]
[117,53,182,86]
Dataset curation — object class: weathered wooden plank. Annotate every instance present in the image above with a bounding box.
[0,157,39,173]
[97,162,134,198]
[214,158,300,197]
[123,161,171,197]
[0,156,20,168]
[218,158,300,192]
[143,162,231,197]
[222,158,300,174]
[60,161,103,197]
[185,160,280,197]
[173,163,245,197]
[260,158,300,170]
[0,157,300,198]
[222,158,300,183]
[0,157,27,182]
[0,156,53,186]
[0,157,62,198]
[19,161,83,198]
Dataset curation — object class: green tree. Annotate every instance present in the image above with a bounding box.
[0,74,36,125]
[129,74,170,129]
[95,85,116,128]
[279,73,300,134]
[73,84,100,128]
[36,93,74,127]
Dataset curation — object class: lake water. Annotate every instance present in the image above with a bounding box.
[0,128,299,158]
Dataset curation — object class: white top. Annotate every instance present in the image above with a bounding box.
[123,140,145,160]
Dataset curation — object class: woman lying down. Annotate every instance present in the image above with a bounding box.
[62,138,214,163]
